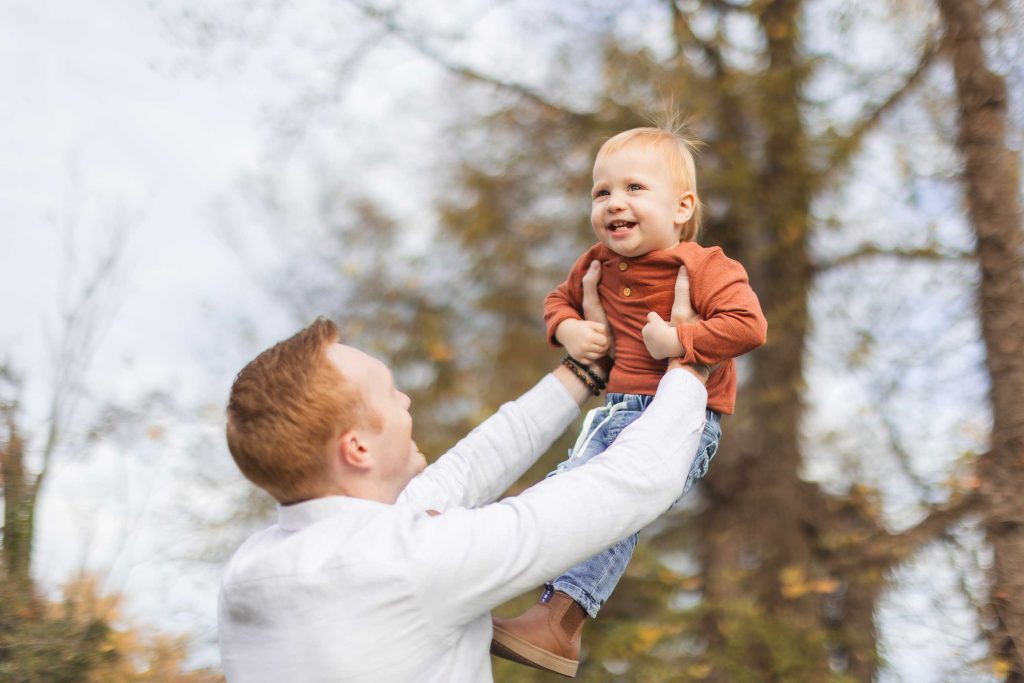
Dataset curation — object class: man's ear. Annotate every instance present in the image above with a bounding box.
[335,429,373,471]
[675,191,696,225]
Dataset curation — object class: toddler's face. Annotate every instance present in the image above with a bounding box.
[590,144,693,258]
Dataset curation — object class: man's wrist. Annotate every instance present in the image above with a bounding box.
[561,355,606,396]
[667,358,710,384]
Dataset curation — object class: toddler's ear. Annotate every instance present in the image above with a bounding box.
[675,191,696,224]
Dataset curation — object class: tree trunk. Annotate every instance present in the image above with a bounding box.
[1,412,35,601]
[697,1,857,680]
[937,0,1024,678]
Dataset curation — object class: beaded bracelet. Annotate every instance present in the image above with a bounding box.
[561,355,606,396]
[561,357,602,396]
[564,355,607,391]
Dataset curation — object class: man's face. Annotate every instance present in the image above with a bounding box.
[326,344,426,493]
[590,144,690,258]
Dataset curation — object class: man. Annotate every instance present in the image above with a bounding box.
[218,268,709,682]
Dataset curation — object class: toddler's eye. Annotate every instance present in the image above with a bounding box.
[627,183,642,191]
[593,189,609,198]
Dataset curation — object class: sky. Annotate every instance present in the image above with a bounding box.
[0,0,296,665]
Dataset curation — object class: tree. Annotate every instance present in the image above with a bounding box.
[1,220,127,599]
[937,0,1024,678]
[0,217,219,681]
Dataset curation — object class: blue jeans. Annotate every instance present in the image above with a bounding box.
[548,393,722,618]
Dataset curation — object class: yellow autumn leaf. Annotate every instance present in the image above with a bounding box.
[687,663,713,679]
[632,626,662,653]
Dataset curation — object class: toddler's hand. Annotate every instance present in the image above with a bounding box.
[556,318,611,364]
[642,312,684,360]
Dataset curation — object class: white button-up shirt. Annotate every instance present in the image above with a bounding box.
[218,369,707,682]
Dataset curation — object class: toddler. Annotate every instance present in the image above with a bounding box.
[491,126,767,677]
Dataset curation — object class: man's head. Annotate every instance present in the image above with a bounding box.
[226,318,425,504]
[590,127,703,258]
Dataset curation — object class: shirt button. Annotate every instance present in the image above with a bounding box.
[623,287,632,297]
[618,262,628,271]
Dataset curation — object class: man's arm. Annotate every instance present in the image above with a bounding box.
[411,367,708,628]
[397,374,582,511]
[399,262,614,511]
[400,265,704,512]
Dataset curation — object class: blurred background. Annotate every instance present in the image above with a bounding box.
[2,0,1023,681]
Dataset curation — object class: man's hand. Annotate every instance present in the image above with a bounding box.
[659,267,714,381]
[668,265,698,326]
[580,260,615,359]
[642,266,691,360]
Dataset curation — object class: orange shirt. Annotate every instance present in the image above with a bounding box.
[544,242,767,414]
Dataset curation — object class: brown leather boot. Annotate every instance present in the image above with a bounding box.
[490,588,587,678]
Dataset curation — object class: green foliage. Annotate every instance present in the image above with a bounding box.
[0,579,113,683]
[0,576,223,683]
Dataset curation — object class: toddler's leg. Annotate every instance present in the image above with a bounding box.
[552,533,637,618]
[552,411,722,618]
[676,410,722,503]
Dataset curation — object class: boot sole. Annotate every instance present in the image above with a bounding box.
[490,624,579,678]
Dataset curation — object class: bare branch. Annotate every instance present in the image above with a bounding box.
[871,493,981,570]
[814,243,970,272]
[36,203,133,496]
[875,379,936,499]
[810,489,980,576]
[818,35,943,187]
[668,0,728,71]
[346,1,591,123]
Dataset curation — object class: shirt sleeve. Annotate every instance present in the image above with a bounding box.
[408,369,709,629]
[397,375,579,512]
[675,247,768,364]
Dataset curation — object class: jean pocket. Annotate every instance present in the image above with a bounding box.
[605,410,641,442]
[692,424,721,480]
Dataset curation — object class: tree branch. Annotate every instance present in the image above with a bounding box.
[800,476,979,575]
[668,0,728,71]
[817,34,942,187]
[865,493,980,571]
[347,0,592,123]
[814,243,970,272]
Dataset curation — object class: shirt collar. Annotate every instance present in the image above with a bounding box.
[277,495,386,531]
